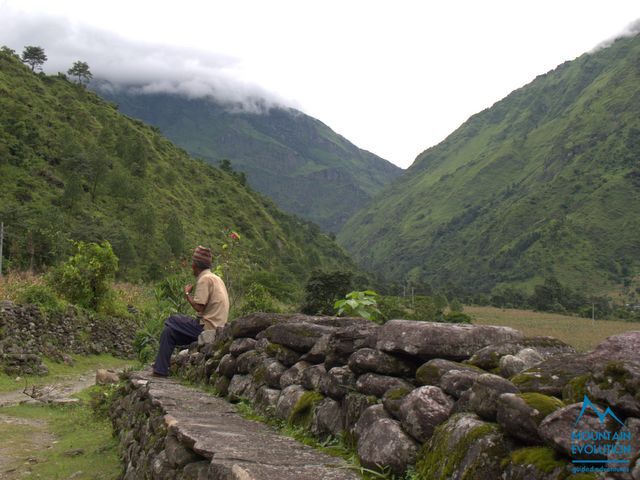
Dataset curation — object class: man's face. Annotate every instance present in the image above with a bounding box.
[191,262,199,276]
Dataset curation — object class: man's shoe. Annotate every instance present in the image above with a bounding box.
[151,371,168,378]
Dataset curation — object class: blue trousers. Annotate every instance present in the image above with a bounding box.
[153,314,203,375]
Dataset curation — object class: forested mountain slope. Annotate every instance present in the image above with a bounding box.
[95,88,402,232]
[338,33,640,296]
[0,48,354,289]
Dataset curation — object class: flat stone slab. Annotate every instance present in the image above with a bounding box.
[376,320,524,361]
[131,372,359,479]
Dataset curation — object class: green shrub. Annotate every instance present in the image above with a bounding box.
[442,311,472,324]
[16,283,66,315]
[301,270,352,315]
[238,283,281,316]
[334,290,381,321]
[49,241,118,310]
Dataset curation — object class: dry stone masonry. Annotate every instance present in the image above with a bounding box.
[143,313,638,479]
[0,301,136,375]
[110,372,360,479]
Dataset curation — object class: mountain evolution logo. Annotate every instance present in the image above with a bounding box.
[575,395,625,427]
[570,395,632,475]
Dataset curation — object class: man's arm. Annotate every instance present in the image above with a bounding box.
[184,284,205,314]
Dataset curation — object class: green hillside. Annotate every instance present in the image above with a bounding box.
[0,47,355,290]
[94,88,402,232]
[338,33,640,297]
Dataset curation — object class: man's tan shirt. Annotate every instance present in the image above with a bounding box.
[192,269,229,330]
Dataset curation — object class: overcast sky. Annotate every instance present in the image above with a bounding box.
[2,1,639,168]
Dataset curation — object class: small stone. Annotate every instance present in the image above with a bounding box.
[355,373,414,398]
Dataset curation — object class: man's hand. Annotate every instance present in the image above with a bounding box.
[184,284,193,296]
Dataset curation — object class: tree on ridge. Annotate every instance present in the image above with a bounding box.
[21,46,47,71]
[68,61,93,85]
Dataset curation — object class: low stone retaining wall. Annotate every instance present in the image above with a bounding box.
[0,301,136,375]
[171,313,640,479]
[110,371,360,479]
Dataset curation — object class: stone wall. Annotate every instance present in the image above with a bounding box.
[168,313,640,479]
[0,300,136,375]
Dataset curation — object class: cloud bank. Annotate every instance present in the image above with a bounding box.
[0,8,290,113]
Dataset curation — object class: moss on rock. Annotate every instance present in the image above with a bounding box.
[507,446,566,474]
[562,375,589,403]
[288,390,324,427]
[414,414,507,480]
[517,393,564,420]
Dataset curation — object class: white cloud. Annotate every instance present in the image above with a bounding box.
[0,6,290,112]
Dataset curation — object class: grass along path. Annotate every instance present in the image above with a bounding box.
[0,386,122,480]
[468,306,640,352]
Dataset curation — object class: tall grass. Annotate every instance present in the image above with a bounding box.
[469,306,640,352]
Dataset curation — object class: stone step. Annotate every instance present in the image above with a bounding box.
[116,371,360,479]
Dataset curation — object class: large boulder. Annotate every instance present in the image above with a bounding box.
[376,320,523,361]
[258,323,336,353]
[357,417,419,475]
[414,413,512,480]
[355,373,414,398]
[324,324,379,370]
[511,353,592,398]
[348,348,414,377]
[586,360,640,418]
[539,401,622,459]
[496,393,565,445]
[607,417,640,479]
[468,337,575,370]
[398,385,455,443]
[588,331,640,364]
[468,374,519,421]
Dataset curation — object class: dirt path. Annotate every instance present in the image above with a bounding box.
[0,369,124,478]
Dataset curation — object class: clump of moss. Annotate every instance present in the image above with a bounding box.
[600,361,631,390]
[289,391,324,427]
[562,375,589,403]
[252,365,267,385]
[415,415,502,479]
[517,392,564,421]
[385,387,412,401]
[507,446,566,474]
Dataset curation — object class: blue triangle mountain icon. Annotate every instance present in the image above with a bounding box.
[575,395,625,426]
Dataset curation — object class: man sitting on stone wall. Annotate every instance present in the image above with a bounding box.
[152,245,229,377]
